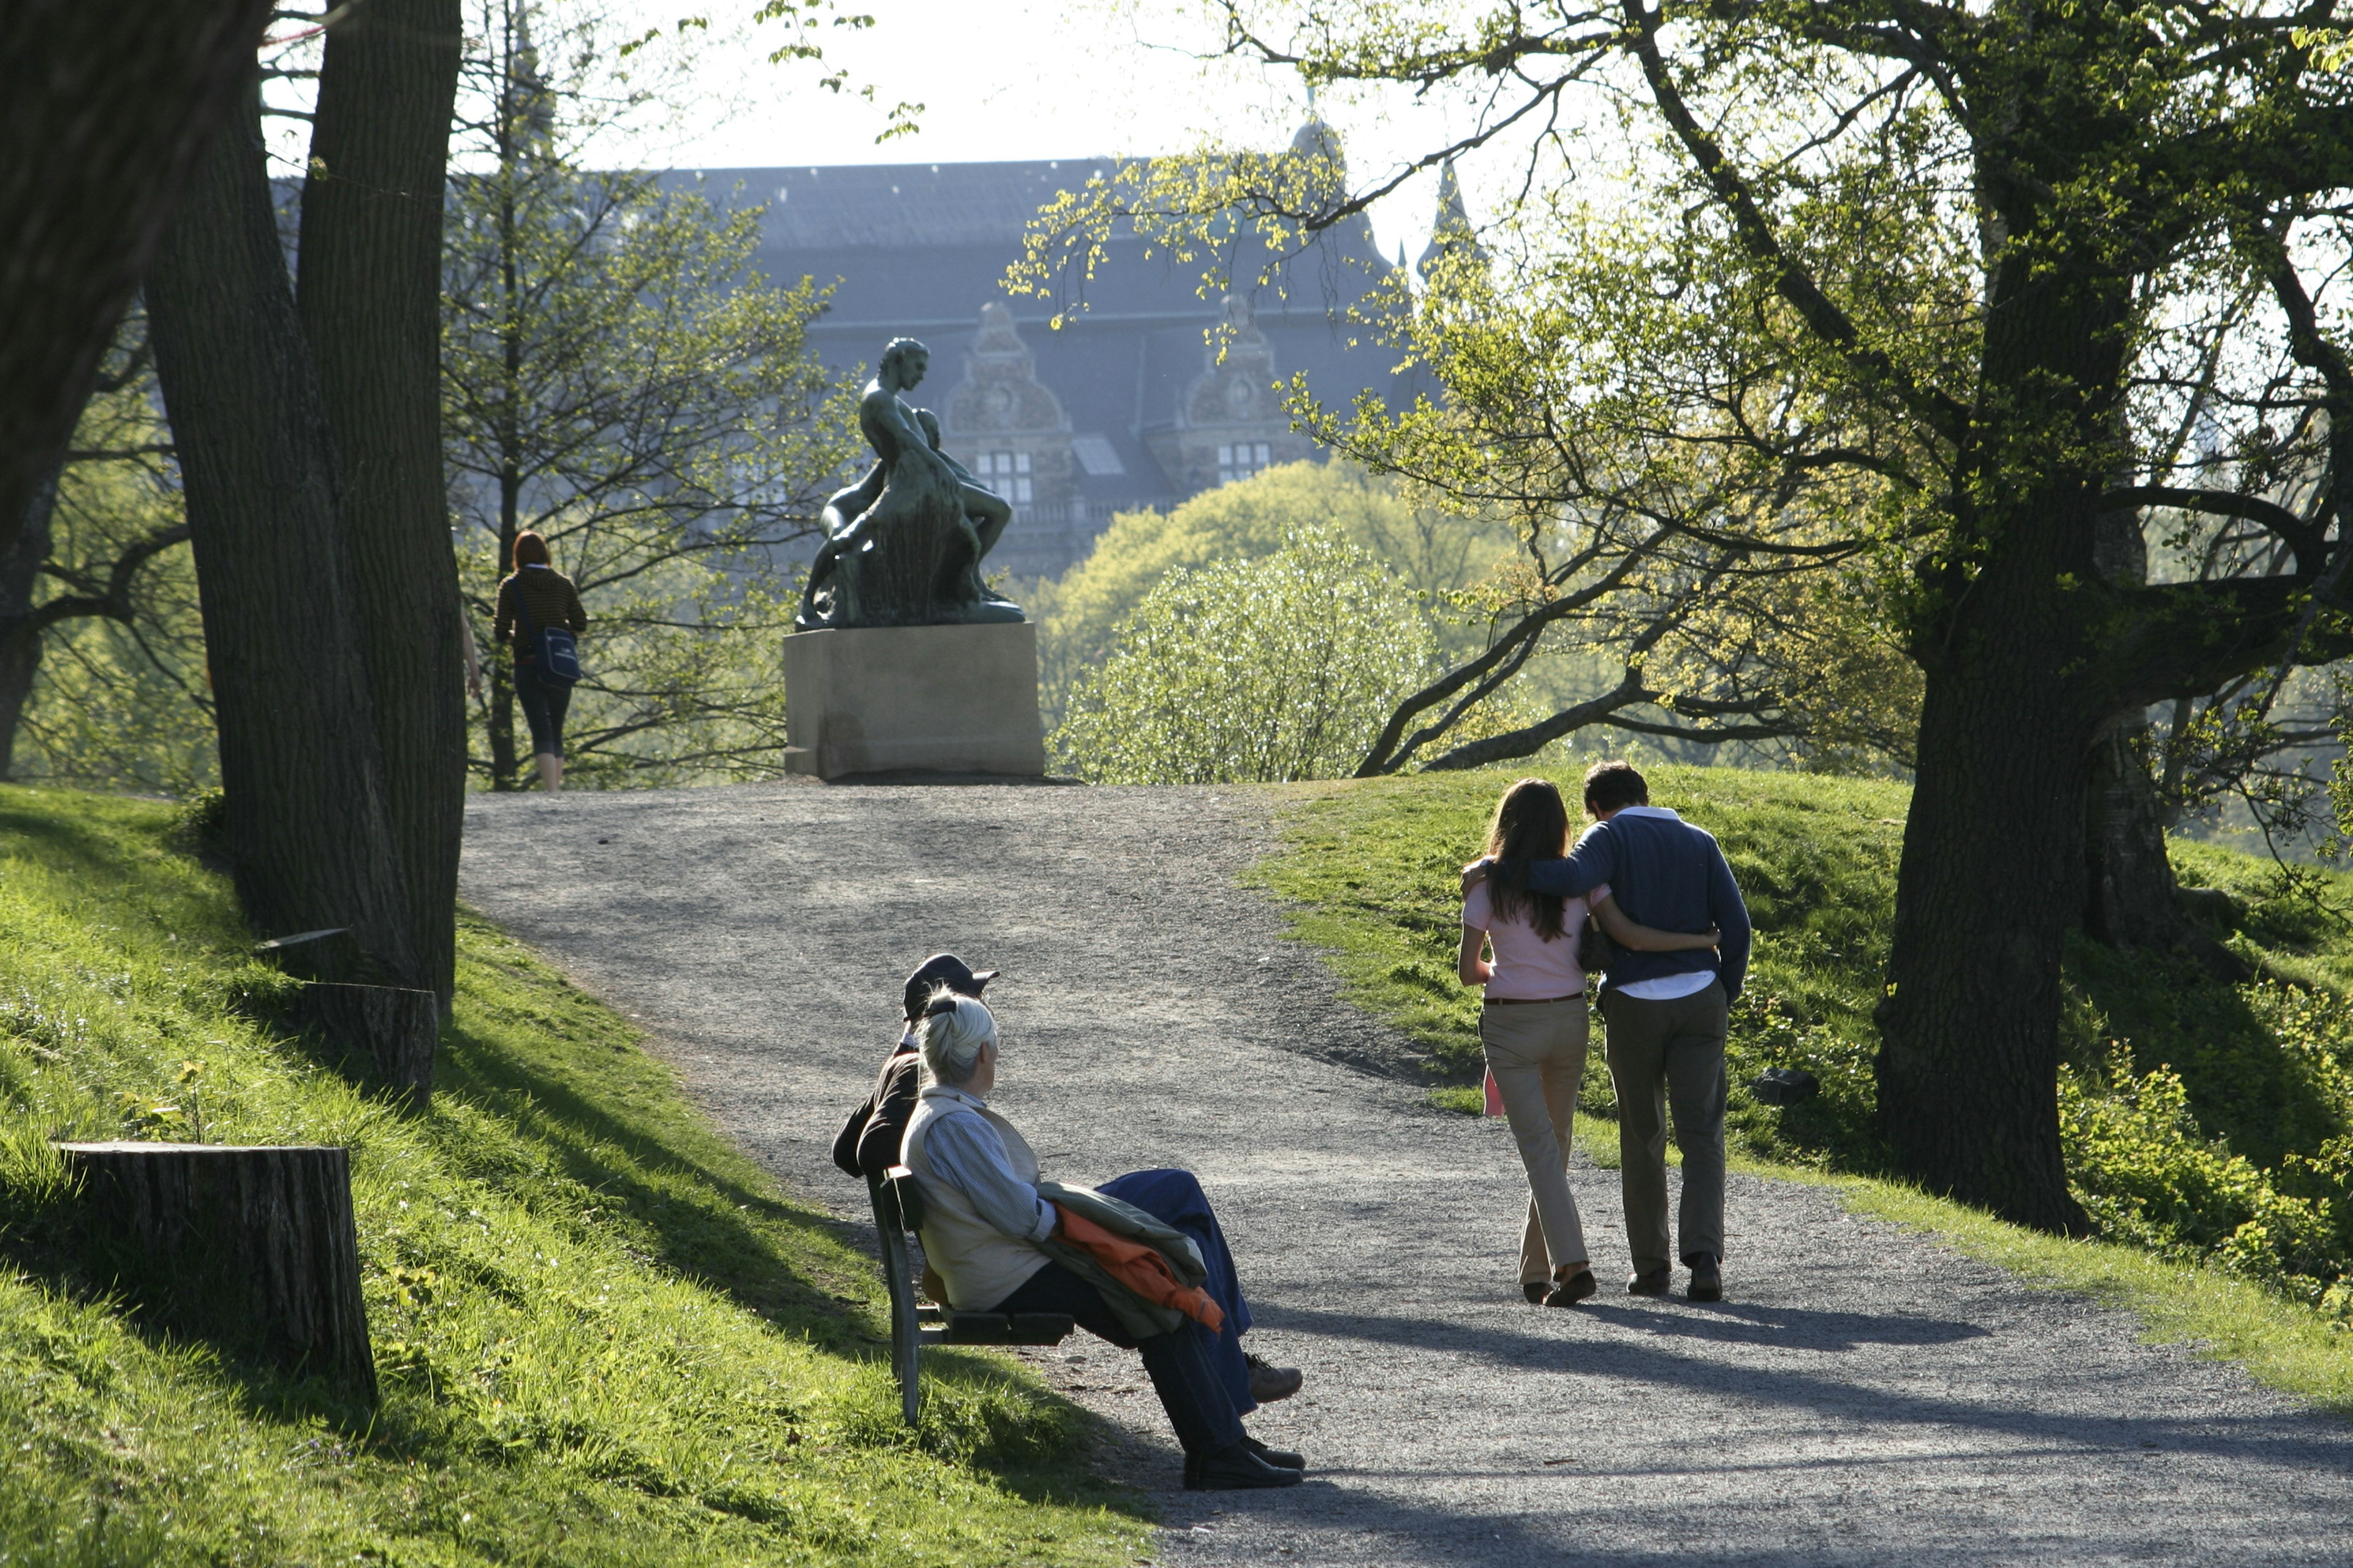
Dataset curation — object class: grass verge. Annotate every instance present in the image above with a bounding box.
[0,785,1150,1566]
[1251,765,2353,1415]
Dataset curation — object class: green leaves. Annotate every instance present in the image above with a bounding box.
[1054,529,1436,783]
[442,12,860,787]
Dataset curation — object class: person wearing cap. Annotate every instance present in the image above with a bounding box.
[832,953,996,1184]
[832,959,1304,1468]
[900,991,1302,1490]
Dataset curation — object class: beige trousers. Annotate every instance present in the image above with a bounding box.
[1479,996,1591,1282]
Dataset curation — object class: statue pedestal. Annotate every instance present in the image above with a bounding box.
[784,623,1046,780]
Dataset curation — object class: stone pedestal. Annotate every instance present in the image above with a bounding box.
[784,622,1046,779]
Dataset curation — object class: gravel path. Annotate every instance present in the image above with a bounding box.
[460,781,2353,1566]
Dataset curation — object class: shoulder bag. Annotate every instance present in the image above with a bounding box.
[512,572,581,684]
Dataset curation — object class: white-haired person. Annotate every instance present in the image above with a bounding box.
[899,991,1303,1490]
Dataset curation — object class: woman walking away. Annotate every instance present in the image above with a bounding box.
[1460,778,1716,1306]
[493,530,587,792]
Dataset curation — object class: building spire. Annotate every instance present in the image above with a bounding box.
[1417,157,1485,279]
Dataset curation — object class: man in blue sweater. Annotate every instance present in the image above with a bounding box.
[1464,760,1752,1301]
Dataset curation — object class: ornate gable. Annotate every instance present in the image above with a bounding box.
[944,301,1068,437]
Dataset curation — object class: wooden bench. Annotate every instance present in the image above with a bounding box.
[870,1164,1074,1425]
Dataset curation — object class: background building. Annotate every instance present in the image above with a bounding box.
[674,129,1439,579]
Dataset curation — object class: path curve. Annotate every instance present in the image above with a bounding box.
[461,782,2353,1566]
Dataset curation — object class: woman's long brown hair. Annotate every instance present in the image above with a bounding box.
[1484,778,1572,941]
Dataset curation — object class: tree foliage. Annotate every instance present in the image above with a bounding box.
[443,0,858,787]
[1020,0,2353,1227]
[1054,529,1432,783]
[1029,457,1509,727]
[4,360,210,793]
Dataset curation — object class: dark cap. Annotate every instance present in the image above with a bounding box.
[902,952,998,1021]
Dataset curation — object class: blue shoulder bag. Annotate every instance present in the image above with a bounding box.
[512,572,582,684]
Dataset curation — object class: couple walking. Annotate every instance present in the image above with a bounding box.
[1460,761,1752,1305]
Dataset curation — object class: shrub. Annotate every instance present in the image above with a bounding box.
[2061,1044,2344,1292]
[1053,529,1432,783]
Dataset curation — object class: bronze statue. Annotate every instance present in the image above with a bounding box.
[797,338,1024,629]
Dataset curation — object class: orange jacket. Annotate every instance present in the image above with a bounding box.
[1051,1203,1224,1332]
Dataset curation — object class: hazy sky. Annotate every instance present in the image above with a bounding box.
[606,0,1481,264]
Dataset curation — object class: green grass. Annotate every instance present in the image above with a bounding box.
[0,786,1150,1567]
[1251,764,2353,1412]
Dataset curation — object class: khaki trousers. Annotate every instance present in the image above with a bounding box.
[1478,996,1591,1282]
[1601,981,1729,1274]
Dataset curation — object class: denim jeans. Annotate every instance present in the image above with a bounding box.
[988,1260,1246,1455]
[515,659,572,759]
[1097,1168,1257,1414]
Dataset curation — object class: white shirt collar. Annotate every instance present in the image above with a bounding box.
[921,1084,989,1111]
[1613,805,1681,821]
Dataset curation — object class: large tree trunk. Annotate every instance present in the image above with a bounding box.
[299,0,468,1009]
[0,0,275,562]
[0,472,57,776]
[1876,237,2118,1234]
[1879,605,2092,1233]
[145,94,420,990]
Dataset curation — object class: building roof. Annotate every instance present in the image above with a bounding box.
[665,157,1432,512]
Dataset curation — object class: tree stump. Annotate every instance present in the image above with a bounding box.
[59,1141,377,1401]
[304,982,438,1105]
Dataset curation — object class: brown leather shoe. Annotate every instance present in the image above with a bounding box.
[1627,1265,1672,1296]
[1522,1281,1550,1304]
[1686,1254,1723,1302]
[1246,1353,1303,1404]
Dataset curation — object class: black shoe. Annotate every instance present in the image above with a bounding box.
[1686,1253,1723,1302]
[1186,1441,1304,1490]
[1246,1352,1303,1403]
[1248,1435,1305,1469]
[1544,1268,1598,1306]
[1522,1281,1550,1305]
[1627,1266,1672,1296]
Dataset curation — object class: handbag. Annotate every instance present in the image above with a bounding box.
[511,571,581,684]
[1576,911,1621,977]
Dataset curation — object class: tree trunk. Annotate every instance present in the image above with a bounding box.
[299,0,468,1010]
[0,0,275,561]
[0,471,57,777]
[145,94,420,990]
[305,982,439,1106]
[2083,717,2251,980]
[60,1140,377,1402]
[489,659,521,789]
[1879,611,2091,1233]
[1876,237,2118,1235]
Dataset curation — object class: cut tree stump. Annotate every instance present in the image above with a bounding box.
[59,1141,377,1401]
[304,982,438,1105]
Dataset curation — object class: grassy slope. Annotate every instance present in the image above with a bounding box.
[1251,765,2353,1414]
[0,787,1147,1567]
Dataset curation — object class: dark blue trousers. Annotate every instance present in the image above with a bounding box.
[1097,1168,1257,1416]
[988,1261,1244,1455]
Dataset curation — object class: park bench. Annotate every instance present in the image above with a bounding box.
[870,1164,1073,1425]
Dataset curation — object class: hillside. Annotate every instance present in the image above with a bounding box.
[1255,765,2353,1316]
[0,787,1146,1566]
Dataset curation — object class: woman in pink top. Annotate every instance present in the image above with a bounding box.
[1458,778,1718,1306]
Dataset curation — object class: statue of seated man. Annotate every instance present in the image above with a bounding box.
[797,338,1022,629]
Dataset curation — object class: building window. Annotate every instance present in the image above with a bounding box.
[1217,442,1273,485]
[979,450,1032,503]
